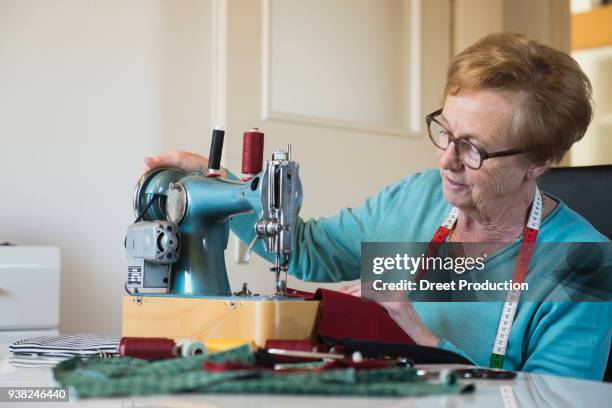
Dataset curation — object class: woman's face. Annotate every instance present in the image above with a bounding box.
[437,89,530,215]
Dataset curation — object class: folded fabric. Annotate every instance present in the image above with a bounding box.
[287,288,415,345]
[53,344,470,398]
[9,333,119,360]
[8,354,70,368]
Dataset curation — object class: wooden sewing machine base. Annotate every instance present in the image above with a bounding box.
[122,295,320,347]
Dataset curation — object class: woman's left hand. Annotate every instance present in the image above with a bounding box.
[378,301,440,347]
[339,283,440,347]
[339,282,362,297]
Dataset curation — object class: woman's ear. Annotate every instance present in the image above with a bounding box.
[526,159,552,180]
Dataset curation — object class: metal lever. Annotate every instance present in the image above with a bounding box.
[243,235,259,263]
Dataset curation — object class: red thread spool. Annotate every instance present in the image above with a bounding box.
[119,337,176,361]
[242,128,264,176]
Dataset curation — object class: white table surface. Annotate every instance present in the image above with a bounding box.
[1,345,611,407]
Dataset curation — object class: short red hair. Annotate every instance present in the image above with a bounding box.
[445,33,593,163]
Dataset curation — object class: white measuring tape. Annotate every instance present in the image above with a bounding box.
[428,187,542,369]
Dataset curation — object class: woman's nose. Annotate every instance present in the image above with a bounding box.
[438,141,463,170]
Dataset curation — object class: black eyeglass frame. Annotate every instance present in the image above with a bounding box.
[425,109,525,170]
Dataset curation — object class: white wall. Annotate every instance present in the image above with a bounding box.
[0,0,445,333]
[1,0,577,336]
[453,0,570,54]
[571,45,612,166]
[268,0,407,128]
[220,0,448,295]
[0,0,214,335]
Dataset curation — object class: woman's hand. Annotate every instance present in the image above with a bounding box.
[378,301,440,347]
[339,282,362,297]
[143,150,228,177]
[339,283,440,347]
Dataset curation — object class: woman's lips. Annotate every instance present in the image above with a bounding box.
[443,173,469,189]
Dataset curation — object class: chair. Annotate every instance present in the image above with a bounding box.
[538,165,612,382]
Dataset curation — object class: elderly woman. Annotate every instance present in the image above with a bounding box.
[144,33,611,380]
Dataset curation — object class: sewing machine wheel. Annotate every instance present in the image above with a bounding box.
[133,166,187,221]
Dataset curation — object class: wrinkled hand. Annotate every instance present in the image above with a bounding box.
[340,283,439,347]
[378,301,440,347]
[339,282,362,297]
[143,150,228,177]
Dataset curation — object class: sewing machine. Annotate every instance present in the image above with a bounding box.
[122,128,320,347]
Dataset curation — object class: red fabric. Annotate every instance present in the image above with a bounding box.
[264,339,313,351]
[203,361,255,371]
[284,288,313,298]
[286,288,415,345]
[203,358,392,373]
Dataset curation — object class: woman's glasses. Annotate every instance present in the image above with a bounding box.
[426,109,525,170]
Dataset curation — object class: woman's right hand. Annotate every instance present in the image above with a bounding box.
[143,150,227,177]
[339,282,362,297]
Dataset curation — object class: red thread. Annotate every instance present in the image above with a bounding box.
[119,337,176,361]
[242,128,264,175]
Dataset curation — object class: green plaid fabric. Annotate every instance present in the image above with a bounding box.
[53,345,469,399]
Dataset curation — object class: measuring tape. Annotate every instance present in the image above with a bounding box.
[424,187,542,369]
[499,385,519,408]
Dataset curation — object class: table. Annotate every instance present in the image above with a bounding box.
[1,346,610,407]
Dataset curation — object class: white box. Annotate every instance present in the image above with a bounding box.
[0,246,60,333]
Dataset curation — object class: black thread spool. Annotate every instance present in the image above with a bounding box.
[208,127,225,176]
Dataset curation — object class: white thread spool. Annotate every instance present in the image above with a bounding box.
[177,339,207,357]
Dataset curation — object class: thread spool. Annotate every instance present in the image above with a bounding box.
[207,126,225,177]
[204,339,255,353]
[439,368,456,385]
[118,337,176,361]
[242,128,264,176]
[176,339,189,350]
[177,339,207,357]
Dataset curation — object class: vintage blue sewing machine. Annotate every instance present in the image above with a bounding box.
[122,128,320,347]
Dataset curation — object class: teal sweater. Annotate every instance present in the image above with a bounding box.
[230,169,612,380]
